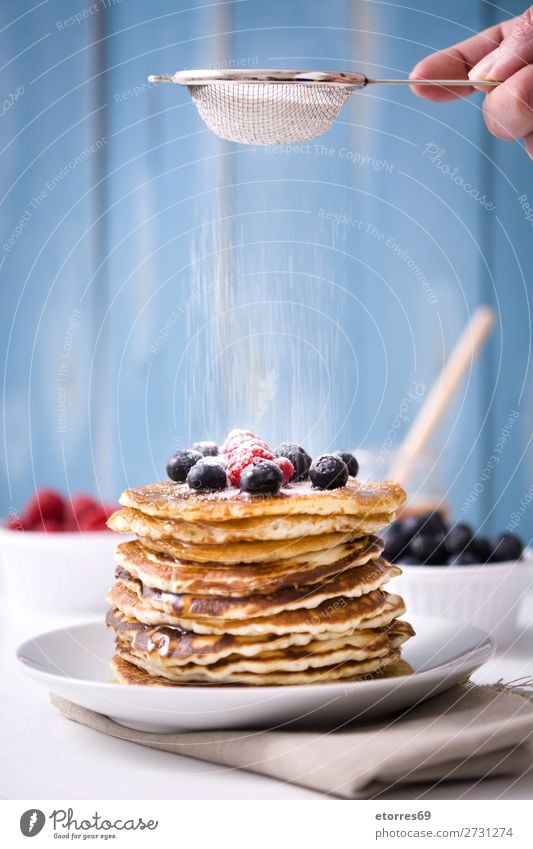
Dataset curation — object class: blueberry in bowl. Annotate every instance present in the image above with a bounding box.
[385,509,529,646]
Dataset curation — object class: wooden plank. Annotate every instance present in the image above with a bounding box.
[0,0,105,514]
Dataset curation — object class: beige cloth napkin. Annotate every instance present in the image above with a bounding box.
[51,683,533,798]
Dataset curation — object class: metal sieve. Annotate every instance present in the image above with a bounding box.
[148,69,499,145]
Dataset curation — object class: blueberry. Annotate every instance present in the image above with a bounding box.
[382,521,408,561]
[186,462,227,491]
[400,515,425,541]
[448,550,478,566]
[190,441,219,457]
[409,533,448,565]
[489,533,524,563]
[444,522,473,555]
[334,451,359,478]
[274,443,312,482]
[239,460,283,495]
[166,449,202,482]
[417,510,447,537]
[309,454,349,490]
[468,535,492,563]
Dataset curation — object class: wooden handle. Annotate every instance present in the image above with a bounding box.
[389,306,495,486]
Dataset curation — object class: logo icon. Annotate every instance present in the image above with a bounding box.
[20,810,46,837]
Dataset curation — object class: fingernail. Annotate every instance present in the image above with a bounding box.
[469,51,497,82]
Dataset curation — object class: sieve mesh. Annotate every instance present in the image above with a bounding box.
[188,82,354,145]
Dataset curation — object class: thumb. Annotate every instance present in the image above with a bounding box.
[469,6,533,83]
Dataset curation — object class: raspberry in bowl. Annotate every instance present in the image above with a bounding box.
[0,489,123,621]
[384,511,532,647]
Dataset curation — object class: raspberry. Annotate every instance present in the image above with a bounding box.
[227,445,274,487]
[24,489,65,528]
[80,506,113,531]
[222,430,277,484]
[274,456,294,486]
[35,518,64,533]
[232,440,271,460]
[64,495,118,530]
[222,431,259,454]
[232,440,271,458]
[70,494,99,521]
[227,443,268,460]
[221,429,255,453]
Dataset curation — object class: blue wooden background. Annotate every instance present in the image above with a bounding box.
[1,0,532,541]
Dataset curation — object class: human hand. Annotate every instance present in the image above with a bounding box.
[410,6,533,156]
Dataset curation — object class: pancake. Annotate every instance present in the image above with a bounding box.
[119,478,406,522]
[113,558,399,621]
[112,615,413,674]
[113,647,402,685]
[120,627,411,679]
[115,537,384,596]
[107,606,318,664]
[107,581,405,635]
[107,605,413,667]
[107,466,412,688]
[109,506,392,544]
[135,528,385,564]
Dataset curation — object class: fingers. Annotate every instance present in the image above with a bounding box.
[410,50,477,101]
[409,9,533,145]
[481,63,533,140]
[410,20,510,100]
[469,5,533,86]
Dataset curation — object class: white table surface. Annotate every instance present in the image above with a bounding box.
[1,596,532,801]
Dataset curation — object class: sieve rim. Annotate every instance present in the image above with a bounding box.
[148,69,368,87]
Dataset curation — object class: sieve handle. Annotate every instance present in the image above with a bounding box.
[370,78,499,87]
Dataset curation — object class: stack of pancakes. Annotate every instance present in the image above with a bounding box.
[106,479,414,685]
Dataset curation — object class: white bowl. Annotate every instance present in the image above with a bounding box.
[0,527,122,620]
[391,550,533,648]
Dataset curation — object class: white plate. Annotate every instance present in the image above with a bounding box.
[16,616,494,733]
